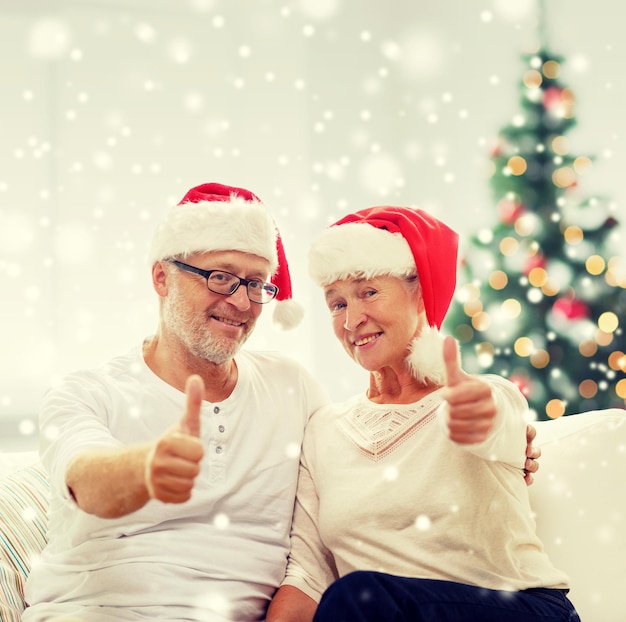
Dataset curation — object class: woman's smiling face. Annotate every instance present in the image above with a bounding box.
[323,274,425,374]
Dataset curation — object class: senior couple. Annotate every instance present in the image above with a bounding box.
[22,182,580,621]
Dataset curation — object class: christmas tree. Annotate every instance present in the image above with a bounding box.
[444,14,626,420]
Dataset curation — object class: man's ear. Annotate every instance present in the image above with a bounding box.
[152,260,169,297]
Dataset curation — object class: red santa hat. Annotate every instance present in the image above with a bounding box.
[308,205,459,328]
[150,182,303,329]
[308,205,460,384]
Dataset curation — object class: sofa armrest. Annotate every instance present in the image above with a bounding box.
[0,463,49,620]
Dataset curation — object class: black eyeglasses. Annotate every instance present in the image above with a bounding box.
[170,260,278,304]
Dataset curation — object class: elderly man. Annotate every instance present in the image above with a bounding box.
[23,183,330,622]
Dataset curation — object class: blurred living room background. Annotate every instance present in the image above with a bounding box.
[1,0,624,451]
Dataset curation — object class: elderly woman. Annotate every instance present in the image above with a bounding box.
[267,206,580,622]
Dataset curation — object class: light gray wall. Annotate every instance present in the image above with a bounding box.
[1,0,624,450]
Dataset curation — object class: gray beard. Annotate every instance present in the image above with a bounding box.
[161,282,252,365]
[181,324,244,365]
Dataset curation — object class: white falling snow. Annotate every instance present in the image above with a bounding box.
[0,0,624,440]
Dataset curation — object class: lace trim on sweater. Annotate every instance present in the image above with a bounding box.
[337,393,441,461]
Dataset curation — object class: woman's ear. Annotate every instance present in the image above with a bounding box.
[414,282,426,314]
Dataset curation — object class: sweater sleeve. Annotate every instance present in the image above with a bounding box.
[39,372,121,501]
[280,444,339,602]
[439,374,530,469]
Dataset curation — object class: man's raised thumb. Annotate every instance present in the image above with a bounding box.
[443,336,464,387]
[179,375,203,437]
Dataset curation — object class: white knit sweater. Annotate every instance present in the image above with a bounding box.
[282,375,570,601]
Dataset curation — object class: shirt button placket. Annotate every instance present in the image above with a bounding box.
[209,405,227,483]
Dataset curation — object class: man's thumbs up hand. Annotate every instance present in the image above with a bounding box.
[178,375,203,437]
[442,336,496,445]
[144,375,205,503]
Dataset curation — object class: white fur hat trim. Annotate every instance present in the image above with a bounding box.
[308,222,416,286]
[149,197,278,272]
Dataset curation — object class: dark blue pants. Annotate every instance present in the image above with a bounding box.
[312,572,581,622]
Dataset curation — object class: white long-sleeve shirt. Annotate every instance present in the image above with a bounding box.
[282,375,570,601]
[24,344,329,622]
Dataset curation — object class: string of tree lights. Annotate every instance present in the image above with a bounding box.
[444,4,626,420]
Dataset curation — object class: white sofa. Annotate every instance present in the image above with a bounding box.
[1,409,625,621]
[528,408,626,620]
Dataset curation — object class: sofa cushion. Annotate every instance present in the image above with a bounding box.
[0,463,49,622]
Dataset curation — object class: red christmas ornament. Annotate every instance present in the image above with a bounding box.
[542,87,564,111]
[523,253,546,275]
[497,197,525,225]
[552,297,590,320]
[489,136,506,157]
